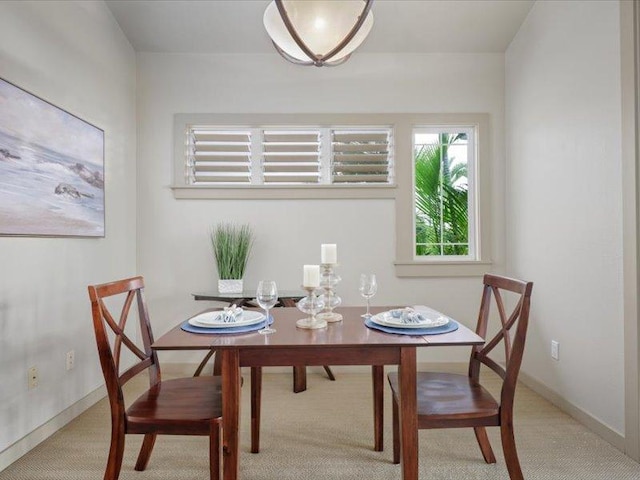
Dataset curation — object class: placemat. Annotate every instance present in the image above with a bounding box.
[364,318,459,336]
[181,316,274,334]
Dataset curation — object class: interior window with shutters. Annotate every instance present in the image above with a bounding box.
[331,129,393,184]
[262,130,321,184]
[188,129,251,185]
[183,124,392,187]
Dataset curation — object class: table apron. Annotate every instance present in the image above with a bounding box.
[236,346,403,367]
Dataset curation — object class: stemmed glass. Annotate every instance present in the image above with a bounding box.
[359,273,377,319]
[256,280,278,334]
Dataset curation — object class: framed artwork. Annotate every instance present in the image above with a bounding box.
[0,77,104,237]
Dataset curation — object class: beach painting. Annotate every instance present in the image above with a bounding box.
[0,78,104,237]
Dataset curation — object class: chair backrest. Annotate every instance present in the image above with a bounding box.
[468,274,533,412]
[88,276,160,420]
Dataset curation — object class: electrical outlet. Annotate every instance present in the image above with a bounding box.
[551,340,559,361]
[66,350,75,371]
[28,366,38,389]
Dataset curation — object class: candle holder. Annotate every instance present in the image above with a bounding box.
[317,263,343,323]
[296,286,327,329]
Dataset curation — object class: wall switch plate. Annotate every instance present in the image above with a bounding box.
[551,340,559,361]
[66,350,75,371]
[28,366,38,389]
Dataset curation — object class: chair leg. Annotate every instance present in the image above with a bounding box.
[210,422,220,480]
[104,420,126,480]
[391,394,400,464]
[473,427,496,464]
[251,366,262,453]
[134,433,157,471]
[500,422,524,480]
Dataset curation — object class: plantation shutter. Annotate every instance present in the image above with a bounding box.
[331,129,392,184]
[188,128,252,184]
[262,130,321,184]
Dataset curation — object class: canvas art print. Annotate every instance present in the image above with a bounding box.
[0,78,104,237]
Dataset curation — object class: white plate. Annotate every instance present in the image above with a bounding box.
[371,310,450,329]
[188,310,265,328]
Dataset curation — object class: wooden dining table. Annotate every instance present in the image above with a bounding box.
[152,306,484,480]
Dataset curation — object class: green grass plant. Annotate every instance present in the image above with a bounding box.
[210,223,254,279]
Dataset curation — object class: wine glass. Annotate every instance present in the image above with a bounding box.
[359,273,377,319]
[256,280,278,334]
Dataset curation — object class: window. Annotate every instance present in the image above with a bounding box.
[332,129,392,184]
[188,129,252,185]
[413,127,475,259]
[174,114,394,199]
[394,113,492,277]
[262,130,322,184]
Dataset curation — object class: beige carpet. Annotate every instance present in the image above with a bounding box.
[2,369,640,480]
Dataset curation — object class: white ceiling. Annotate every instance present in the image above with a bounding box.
[105,0,534,54]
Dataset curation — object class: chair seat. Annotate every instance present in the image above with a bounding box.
[388,372,500,427]
[126,376,222,435]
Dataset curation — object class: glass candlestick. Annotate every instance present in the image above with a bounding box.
[296,286,327,329]
[317,263,343,323]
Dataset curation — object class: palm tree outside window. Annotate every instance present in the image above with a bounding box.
[414,128,475,258]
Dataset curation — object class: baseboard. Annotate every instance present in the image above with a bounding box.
[517,371,625,452]
[0,384,107,472]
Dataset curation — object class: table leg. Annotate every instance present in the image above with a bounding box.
[323,365,336,381]
[293,366,307,393]
[399,347,418,480]
[251,366,262,453]
[221,349,241,480]
[279,298,310,393]
[372,365,384,451]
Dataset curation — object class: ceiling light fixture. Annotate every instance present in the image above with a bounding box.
[263,0,374,67]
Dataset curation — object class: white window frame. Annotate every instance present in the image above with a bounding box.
[412,126,476,261]
[394,113,492,277]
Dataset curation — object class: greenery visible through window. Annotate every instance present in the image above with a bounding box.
[414,129,472,257]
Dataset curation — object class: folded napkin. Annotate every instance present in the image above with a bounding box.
[389,307,426,324]
[221,304,243,323]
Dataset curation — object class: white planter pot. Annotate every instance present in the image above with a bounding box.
[218,279,243,294]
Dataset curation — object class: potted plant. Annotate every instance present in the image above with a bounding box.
[210,223,254,293]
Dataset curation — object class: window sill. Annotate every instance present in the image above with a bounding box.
[171,184,397,200]
[394,260,492,278]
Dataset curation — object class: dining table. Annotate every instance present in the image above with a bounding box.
[191,289,334,392]
[152,305,484,480]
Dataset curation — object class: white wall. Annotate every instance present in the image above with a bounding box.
[136,52,506,365]
[0,0,136,462]
[506,1,624,433]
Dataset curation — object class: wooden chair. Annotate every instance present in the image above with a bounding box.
[88,276,223,480]
[387,274,533,480]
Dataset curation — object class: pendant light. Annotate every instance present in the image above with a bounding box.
[263,0,374,67]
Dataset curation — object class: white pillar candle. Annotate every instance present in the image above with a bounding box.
[303,264,320,288]
[321,244,337,264]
